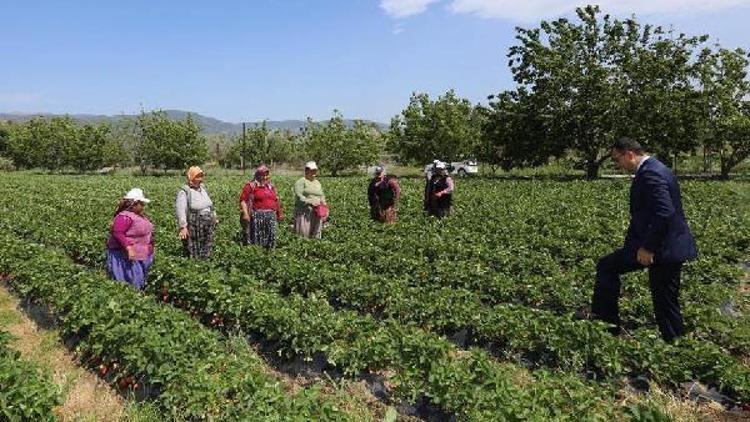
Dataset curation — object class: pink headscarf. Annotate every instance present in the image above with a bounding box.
[254,165,269,182]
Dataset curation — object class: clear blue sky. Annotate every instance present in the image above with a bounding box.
[1,1,749,123]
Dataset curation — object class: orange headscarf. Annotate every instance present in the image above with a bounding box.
[186,166,204,185]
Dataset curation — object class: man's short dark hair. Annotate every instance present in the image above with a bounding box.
[613,137,644,154]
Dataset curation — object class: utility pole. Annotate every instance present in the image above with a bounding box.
[241,122,246,175]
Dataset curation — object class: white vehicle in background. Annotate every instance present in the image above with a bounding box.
[424,160,479,179]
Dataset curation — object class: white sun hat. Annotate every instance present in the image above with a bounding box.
[305,161,318,170]
[123,188,151,203]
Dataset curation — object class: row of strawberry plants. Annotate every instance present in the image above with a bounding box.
[0,231,352,421]
[5,173,750,404]
[11,197,746,363]
[4,174,746,327]
[9,230,633,419]
[0,329,60,421]
[0,189,633,418]
[149,255,750,402]
[193,231,750,370]
[2,176,749,402]
[147,257,630,420]
[13,205,750,410]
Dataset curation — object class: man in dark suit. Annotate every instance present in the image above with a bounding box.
[592,138,697,342]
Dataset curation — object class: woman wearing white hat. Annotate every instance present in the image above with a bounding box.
[424,161,454,218]
[105,188,155,290]
[293,161,326,238]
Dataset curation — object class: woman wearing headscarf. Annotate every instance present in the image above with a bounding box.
[175,166,218,259]
[293,161,326,239]
[424,161,454,218]
[368,165,401,223]
[106,188,154,290]
[239,165,283,248]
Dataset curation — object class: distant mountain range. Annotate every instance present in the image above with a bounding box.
[0,110,388,134]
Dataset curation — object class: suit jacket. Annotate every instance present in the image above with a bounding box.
[625,157,697,264]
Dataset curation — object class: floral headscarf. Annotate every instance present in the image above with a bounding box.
[186,166,204,185]
[254,165,269,183]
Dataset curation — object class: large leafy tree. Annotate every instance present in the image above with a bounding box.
[509,6,706,178]
[304,110,381,176]
[620,24,706,168]
[222,127,303,169]
[0,121,12,157]
[696,47,750,179]
[7,116,68,170]
[478,88,555,173]
[62,122,110,173]
[388,90,482,165]
[136,110,208,172]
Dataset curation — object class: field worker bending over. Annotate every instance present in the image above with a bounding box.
[176,166,218,259]
[106,188,154,290]
[239,165,284,249]
[591,138,697,342]
[293,161,327,239]
[368,165,401,224]
[424,161,454,218]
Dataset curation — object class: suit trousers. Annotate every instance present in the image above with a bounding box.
[591,248,685,342]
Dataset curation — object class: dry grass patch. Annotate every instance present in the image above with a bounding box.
[0,284,126,421]
[620,381,747,422]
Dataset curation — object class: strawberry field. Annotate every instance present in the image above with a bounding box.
[1,172,749,420]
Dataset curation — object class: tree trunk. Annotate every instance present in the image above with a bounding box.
[703,148,710,174]
[585,159,600,180]
[719,158,732,180]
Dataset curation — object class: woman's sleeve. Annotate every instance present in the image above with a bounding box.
[175,189,188,228]
[111,215,133,248]
[441,177,455,194]
[390,179,401,200]
[294,179,311,205]
[239,183,255,212]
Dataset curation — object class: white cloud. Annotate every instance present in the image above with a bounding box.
[382,0,750,21]
[380,0,441,18]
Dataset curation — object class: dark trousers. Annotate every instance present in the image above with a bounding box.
[591,248,685,342]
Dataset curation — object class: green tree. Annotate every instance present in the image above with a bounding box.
[304,111,381,176]
[136,110,208,172]
[620,24,706,168]
[478,89,554,173]
[388,90,482,165]
[7,117,58,170]
[509,6,706,178]
[696,47,750,179]
[246,121,271,166]
[0,121,12,157]
[62,122,110,173]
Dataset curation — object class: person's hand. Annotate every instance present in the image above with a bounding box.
[310,198,321,207]
[637,247,655,266]
[126,246,136,261]
[434,191,443,198]
[241,213,251,222]
[213,216,220,225]
[178,227,189,240]
[277,213,285,222]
